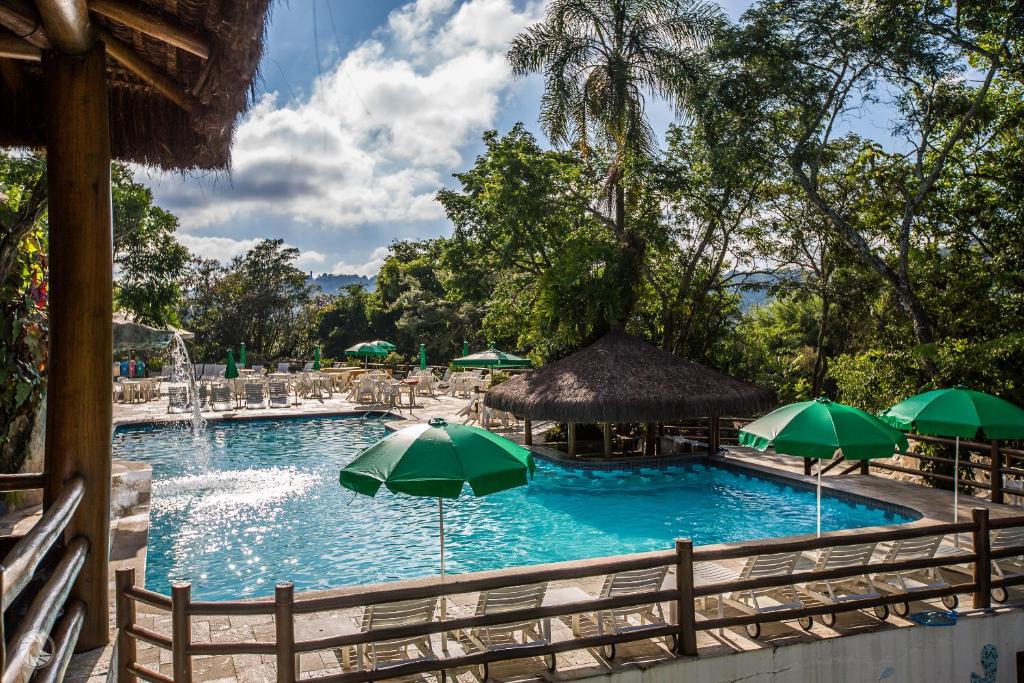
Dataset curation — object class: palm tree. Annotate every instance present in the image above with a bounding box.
[507,0,721,325]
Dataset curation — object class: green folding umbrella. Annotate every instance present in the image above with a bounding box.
[462,340,470,356]
[313,346,321,371]
[239,343,246,367]
[880,386,1024,527]
[225,348,239,379]
[452,344,532,369]
[740,398,909,536]
[370,340,397,352]
[419,343,427,370]
[345,342,388,368]
[340,417,535,576]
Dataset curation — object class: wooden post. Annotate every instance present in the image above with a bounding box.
[115,568,137,683]
[859,460,869,475]
[1,567,6,673]
[171,583,193,683]
[603,423,612,458]
[42,41,113,651]
[708,416,721,453]
[972,508,991,609]
[523,418,532,446]
[675,539,698,656]
[567,423,576,458]
[276,582,295,683]
[803,459,813,476]
[990,440,1003,505]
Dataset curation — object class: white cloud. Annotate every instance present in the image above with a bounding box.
[294,249,327,272]
[175,235,262,262]
[157,0,545,244]
[332,246,391,278]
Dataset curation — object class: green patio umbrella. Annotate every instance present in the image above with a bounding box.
[462,340,469,356]
[341,418,535,577]
[370,340,397,352]
[345,342,388,368]
[880,386,1024,527]
[740,398,909,536]
[419,343,427,370]
[239,343,246,367]
[453,344,532,369]
[225,348,239,379]
[313,346,321,371]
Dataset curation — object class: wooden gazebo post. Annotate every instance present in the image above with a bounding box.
[41,4,113,650]
[603,423,612,458]
[567,422,576,458]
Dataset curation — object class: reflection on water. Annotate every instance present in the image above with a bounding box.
[114,416,913,600]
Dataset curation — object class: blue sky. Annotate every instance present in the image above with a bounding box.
[137,0,767,275]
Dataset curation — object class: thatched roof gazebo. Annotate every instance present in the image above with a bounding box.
[485,330,775,457]
[0,0,272,653]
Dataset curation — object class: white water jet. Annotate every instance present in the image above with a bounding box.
[165,332,210,465]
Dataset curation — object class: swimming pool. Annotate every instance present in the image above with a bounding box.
[113,416,916,600]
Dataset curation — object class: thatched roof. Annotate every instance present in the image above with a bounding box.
[485,330,775,423]
[0,0,272,170]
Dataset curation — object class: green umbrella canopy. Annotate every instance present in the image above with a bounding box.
[345,342,388,358]
[740,397,909,460]
[879,386,1024,440]
[462,340,470,356]
[313,346,321,371]
[419,343,427,370]
[452,346,532,369]
[340,418,535,499]
[239,343,246,367]
[225,348,239,379]
[370,340,397,352]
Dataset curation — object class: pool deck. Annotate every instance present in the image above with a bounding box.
[56,390,1024,682]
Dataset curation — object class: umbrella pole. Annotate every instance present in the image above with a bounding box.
[954,436,960,547]
[816,461,822,538]
[439,497,445,578]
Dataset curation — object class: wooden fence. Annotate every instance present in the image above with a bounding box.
[114,509,1024,683]
[0,472,88,683]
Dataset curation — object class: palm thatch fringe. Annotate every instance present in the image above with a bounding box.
[485,330,775,423]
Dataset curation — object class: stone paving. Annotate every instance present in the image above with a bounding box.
[54,387,1024,682]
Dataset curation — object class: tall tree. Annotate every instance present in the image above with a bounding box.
[507,0,721,326]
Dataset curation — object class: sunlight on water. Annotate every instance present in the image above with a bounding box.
[113,416,916,600]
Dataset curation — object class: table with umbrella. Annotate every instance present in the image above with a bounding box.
[452,344,532,370]
[346,342,389,368]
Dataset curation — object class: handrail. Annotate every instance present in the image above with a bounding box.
[0,474,85,612]
[290,550,675,614]
[693,520,972,562]
[0,474,46,493]
[2,536,88,683]
[30,600,85,683]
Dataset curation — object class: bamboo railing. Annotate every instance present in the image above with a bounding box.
[114,510,1024,683]
[0,472,88,683]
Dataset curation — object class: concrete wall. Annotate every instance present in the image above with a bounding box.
[604,609,1023,683]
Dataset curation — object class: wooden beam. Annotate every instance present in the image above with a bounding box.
[43,41,112,650]
[89,0,208,58]
[523,418,532,446]
[34,0,93,54]
[0,0,51,49]
[97,25,198,114]
[568,423,576,458]
[0,30,40,59]
[603,422,612,458]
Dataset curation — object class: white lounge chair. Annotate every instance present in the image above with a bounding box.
[167,386,189,413]
[357,597,439,671]
[571,566,672,659]
[797,542,888,626]
[458,583,554,680]
[695,551,812,639]
[244,383,266,409]
[268,381,290,408]
[871,535,958,614]
[210,385,233,411]
[990,527,1024,603]
[354,377,377,405]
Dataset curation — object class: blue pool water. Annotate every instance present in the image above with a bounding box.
[113,416,915,600]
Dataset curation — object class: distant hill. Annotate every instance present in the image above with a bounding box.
[307,273,377,295]
[728,270,803,311]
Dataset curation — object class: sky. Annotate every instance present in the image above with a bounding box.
[137,0,760,277]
